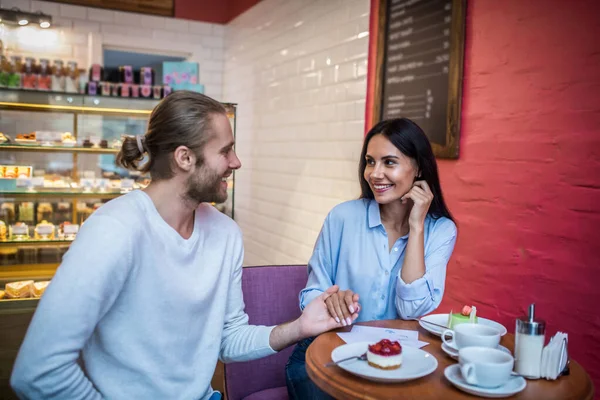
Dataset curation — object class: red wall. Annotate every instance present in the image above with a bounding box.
[367,0,600,390]
[174,0,262,23]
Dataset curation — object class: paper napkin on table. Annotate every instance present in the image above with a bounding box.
[337,325,429,348]
[541,331,568,380]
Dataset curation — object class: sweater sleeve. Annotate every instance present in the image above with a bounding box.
[11,215,133,399]
[219,236,276,363]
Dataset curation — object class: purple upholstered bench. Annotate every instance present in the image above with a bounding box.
[223,265,308,400]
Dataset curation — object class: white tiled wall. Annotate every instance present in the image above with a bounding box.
[224,0,370,266]
[0,0,225,99]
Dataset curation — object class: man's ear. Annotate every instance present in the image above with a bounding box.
[173,146,196,172]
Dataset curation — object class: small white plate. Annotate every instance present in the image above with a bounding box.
[331,342,438,383]
[444,364,526,398]
[419,314,507,337]
[441,343,512,360]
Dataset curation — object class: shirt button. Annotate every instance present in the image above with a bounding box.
[394,247,398,252]
[385,271,389,276]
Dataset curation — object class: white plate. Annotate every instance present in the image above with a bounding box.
[419,314,507,337]
[441,343,512,360]
[331,341,438,383]
[444,364,526,398]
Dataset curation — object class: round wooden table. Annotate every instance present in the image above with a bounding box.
[306,320,594,400]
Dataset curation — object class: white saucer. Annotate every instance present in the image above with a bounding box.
[331,342,438,383]
[441,343,512,360]
[419,314,507,337]
[444,364,526,398]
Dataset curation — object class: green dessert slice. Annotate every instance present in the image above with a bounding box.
[447,313,478,329]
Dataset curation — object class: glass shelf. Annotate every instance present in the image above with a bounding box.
[0,240,72,248]
[0,189,124,199]
[0,143,119,154]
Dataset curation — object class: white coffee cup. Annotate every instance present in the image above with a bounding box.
[459,346,514,388]
[442,323,501,350]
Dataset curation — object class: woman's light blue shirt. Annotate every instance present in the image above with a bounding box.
[300,199,457,320]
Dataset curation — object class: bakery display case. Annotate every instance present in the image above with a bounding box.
[0,89,237,311]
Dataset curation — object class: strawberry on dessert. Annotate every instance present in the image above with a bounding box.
[447,304,478,328]
[367,339,402,370]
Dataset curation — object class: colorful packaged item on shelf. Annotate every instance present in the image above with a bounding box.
[86,81,98,95]
[140,67,154,85]
[5,280,34,299]
[51,59,65,92]
[119,65,134,83]
[131,84,140,98]
[100,81,111,96]
[140,85,152,98]
[22,57,38,90]
[8,56,22,88]
[78,68,88,94]
[0,55,9,88]
[65,61,78,93]
[38,59,52,91]
[153,85,162,99]
[89,64,103,82]
[118,83,131,98]
[163,85,173,97]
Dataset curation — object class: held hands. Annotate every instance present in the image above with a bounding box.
[298,286,360,337]
[325,289,360,327]
[401,180,434,228]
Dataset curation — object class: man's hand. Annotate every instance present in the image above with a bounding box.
[325,289,360,327]
[269,286,360,351]
[298,285,359,337]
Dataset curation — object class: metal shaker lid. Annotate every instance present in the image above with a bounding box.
[517,303,546,335]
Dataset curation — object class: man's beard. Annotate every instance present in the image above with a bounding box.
[184,165,228,204]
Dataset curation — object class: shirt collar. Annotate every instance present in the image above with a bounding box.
[367,199,382,228]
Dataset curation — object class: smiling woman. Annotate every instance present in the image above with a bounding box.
[285,118,457,400]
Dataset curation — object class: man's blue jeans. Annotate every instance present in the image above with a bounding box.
[285,337,334,400]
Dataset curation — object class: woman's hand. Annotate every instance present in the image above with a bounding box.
[401,180,434,228]
[325,289,360,326]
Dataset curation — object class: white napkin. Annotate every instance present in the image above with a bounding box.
[540,332,568,380]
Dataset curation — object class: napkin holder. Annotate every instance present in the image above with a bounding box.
[541,332,569,380]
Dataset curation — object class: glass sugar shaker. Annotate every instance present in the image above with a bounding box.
[515,303,546,379]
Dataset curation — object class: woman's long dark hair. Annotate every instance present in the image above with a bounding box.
[359,118,454,222]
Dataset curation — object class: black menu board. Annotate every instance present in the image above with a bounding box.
[372,0,466,158]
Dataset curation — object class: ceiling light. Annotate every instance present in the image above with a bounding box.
[0,7,52,29]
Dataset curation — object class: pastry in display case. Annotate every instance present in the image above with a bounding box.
[10,222,30,240]
[34,220,55,240]
[0,88,237,308]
